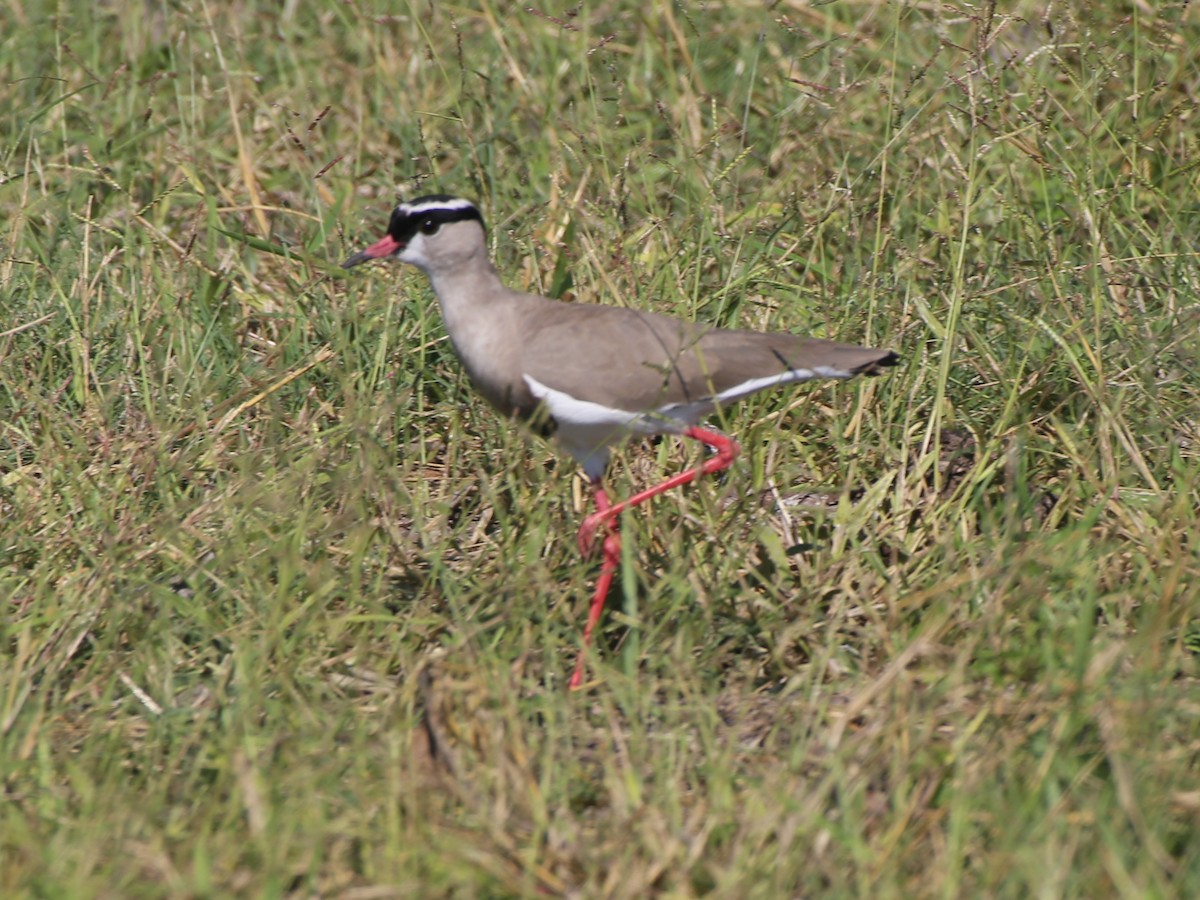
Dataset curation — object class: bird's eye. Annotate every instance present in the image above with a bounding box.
[418,218,440,235]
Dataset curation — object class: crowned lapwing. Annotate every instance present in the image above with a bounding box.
[342,195,898,688]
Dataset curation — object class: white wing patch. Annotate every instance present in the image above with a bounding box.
[658,365,851,420]
[524,364,854,480]
[523,374,684,481]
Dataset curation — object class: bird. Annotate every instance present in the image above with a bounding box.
[342,194,898,688]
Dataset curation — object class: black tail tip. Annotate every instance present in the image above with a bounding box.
[860,350,900,375]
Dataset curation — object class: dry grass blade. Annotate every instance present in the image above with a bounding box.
[0,0,1196,896]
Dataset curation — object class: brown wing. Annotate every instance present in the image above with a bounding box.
[519,301,896,413]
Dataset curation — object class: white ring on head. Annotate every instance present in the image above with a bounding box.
[398,197,478,216]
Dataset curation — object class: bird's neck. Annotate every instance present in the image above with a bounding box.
[426,255,507,328]
[424,257,525,401]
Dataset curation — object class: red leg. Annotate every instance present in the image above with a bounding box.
[577,426,740,555]
[568,426,740,689]
[569,482,621,690]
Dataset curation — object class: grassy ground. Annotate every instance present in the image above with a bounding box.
[3,0,1199,895]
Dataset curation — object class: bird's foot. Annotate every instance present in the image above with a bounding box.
[577,510,610,556]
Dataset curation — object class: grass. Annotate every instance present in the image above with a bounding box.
[2,0,1199,895]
